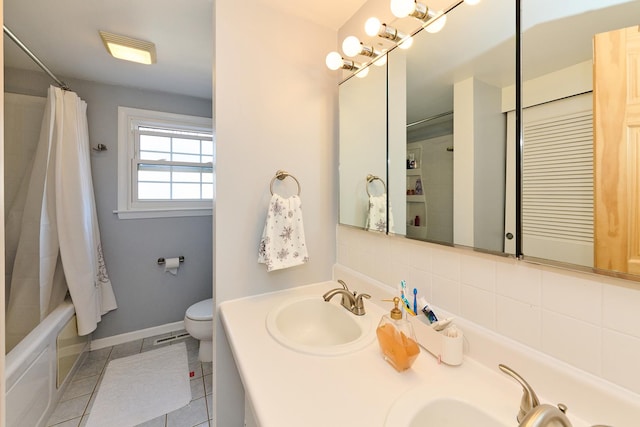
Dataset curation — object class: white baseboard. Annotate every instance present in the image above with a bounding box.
[90,321,185,350]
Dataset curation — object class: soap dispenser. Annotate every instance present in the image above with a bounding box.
[376,297,420,372]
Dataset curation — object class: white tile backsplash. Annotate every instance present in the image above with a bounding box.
[602,329,640,393]
[432,248,461,281]
[337,225,640,395]
[542,270,602,325]
[407,239,432,272]
[602,282,640,338]
[460,254,497,292]
[460,284,496,329]
[542,310,602,376]
[496,261,542,305]
[432,275,460,313]
[496,295,542,349]
[407,266,432,303]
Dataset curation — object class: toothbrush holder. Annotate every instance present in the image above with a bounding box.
[408,315,464,366]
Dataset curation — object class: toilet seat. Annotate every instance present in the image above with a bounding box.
[186,298,213,321]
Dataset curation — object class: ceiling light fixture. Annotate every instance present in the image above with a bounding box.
[99,31,157,65]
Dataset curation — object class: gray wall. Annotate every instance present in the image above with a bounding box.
[5,67,213,339]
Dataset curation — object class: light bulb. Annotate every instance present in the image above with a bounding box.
[365,17,382,37]
[390,0,415,18]
[464,0,481,4]
[342,36,362,57]
[425,12,447,33]
[398,36,413,50]
[373,51,387,66]
[325,51,343,70]
[356,66,369,78]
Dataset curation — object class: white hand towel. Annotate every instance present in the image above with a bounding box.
[365,194,394,233]
[258,194,309,272]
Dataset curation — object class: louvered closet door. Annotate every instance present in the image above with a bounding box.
[522,93,594,267]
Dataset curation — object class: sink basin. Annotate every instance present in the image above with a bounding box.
[387,398,509,427]
[265,296,375,356]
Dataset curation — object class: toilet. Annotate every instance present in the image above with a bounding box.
[184,298,213,362]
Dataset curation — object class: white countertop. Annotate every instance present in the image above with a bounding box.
[219,280,596,427]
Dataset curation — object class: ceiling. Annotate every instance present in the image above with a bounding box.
[3,0,367,100]
[8,0,635,107]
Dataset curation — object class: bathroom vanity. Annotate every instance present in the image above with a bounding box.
[219,267,639,426]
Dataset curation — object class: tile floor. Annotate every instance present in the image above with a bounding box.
[45,331,213,427]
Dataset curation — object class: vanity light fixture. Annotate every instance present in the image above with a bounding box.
[325,51,368,73]
[99,31,157,65]
[342,36,387,66]
[373,50,388,66]
[389,0,447,34]
[364,17,413,49]
[326,51,353,70]
[325,51,371,77]
[355,66,370,78]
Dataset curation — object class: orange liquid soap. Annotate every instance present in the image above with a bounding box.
[376,297,420,372]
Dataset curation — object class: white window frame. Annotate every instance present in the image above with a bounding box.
[116,106,214,219]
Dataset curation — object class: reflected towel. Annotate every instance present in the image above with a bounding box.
[366,194,394,233]
[258,194,309,272]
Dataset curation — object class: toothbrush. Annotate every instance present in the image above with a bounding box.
[398,281,416,316]
[413,288,418,315]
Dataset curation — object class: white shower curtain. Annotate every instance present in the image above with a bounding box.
[6,86,117,347]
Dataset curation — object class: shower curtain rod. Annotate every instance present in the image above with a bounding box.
[407,111,453,128]
[3,25,70,90]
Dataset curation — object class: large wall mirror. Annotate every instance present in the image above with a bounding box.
[339,0,640,283]
[389,0,516,255]
[520,0,640,279]
[339,0,517,256]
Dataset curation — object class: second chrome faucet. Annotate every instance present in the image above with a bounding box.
[499,364,573,427]
[323,279,370,315]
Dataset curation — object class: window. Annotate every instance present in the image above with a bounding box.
[117,107,214,219]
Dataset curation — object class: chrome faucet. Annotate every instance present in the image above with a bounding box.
[499,364,572,427]
[518,404,572,427]
[322,280,370,315]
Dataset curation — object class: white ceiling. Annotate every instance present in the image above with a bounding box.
[3,0,366,100]
[6,0,638,107]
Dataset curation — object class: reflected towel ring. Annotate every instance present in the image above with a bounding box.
[270,170,301,196]
[366,174,387,197]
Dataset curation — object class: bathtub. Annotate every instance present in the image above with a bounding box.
[5,299,89,427]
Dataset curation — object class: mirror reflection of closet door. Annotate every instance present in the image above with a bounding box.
[594,25,640,274]
[522,93,593,267]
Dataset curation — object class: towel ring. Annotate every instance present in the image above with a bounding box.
[366,174,387,197]
[270,170,301,196]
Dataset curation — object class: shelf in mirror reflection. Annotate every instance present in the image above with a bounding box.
[406,224,427,240]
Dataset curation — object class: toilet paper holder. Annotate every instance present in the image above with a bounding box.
[157,256,185,265]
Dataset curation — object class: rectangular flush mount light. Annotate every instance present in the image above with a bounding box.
[99,31,156,65]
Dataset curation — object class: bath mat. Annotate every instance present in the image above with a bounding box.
[85,342,191,427]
